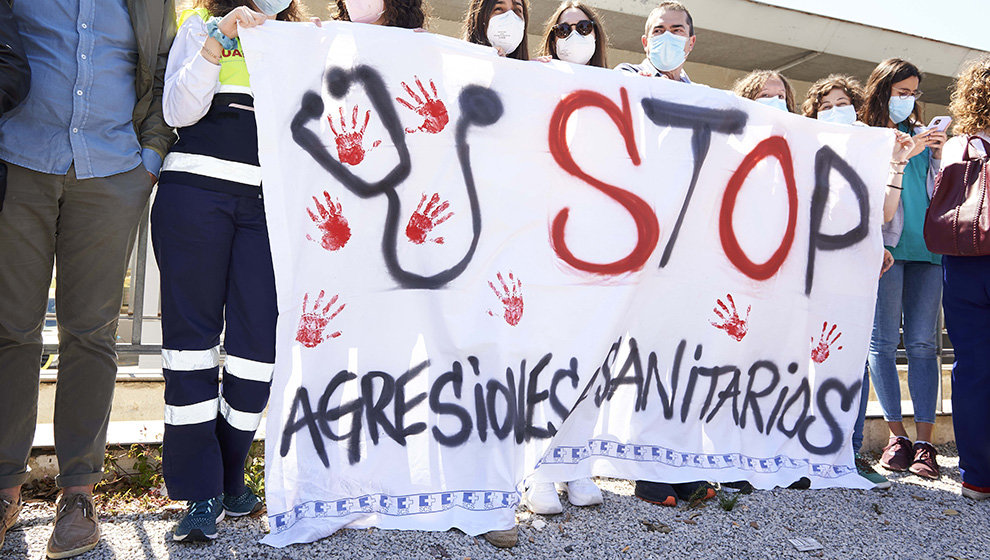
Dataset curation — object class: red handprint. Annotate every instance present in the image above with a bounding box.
[709,294,750,342]
[395,76,449,134]
[305,191,351,251]
[810,321,843,364]
[406,192,453,244]
[487,272,523,326]
[295,290,346,348]
[328,105,382,166]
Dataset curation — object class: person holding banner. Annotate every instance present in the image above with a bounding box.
[537,1,609,68]
[938,55,990,500]
[615,1,694,83]
[802,74,864,124]
[733,70,796,113]
[153,0,307,543]
[331,0,427,27]
[463,0,531,60]
[860,58,947,481]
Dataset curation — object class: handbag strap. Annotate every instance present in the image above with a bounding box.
[965,135,990,160]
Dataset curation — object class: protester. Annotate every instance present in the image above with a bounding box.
[0,1,175,557]
[332,0,427,27]
[612,1,717,507]
[938,55,990,500]
[463,0,530,60]
[616,1,694,82]
[732,69,795,112]
[801,73,899,490]
[860,58,946,480]
[537,1,609,68]
[802,74,864,123]
[154,0,307,543]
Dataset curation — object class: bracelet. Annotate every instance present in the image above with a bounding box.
[890,160,908,167]
[887,185,903,190]
[206,16,238,51]
[888,170,904,175]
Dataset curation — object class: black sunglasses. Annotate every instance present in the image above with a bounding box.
[552,19,594,39]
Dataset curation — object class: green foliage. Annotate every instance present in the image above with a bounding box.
[99,443,163,493]
[716,488,741,512]
[244,441,266,499]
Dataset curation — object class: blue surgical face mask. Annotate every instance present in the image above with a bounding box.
[647,32,688,72]
[817,105,857,125]
[254,0,292,16]
[888,95,916,124]
[756,96,788,112]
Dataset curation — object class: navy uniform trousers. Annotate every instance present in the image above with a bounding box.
[151,181,276,501]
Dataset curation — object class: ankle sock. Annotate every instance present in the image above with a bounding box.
[915,440,932,446]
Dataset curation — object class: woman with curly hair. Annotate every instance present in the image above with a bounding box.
[330,0,428,28]
[937,54,990,501]
[801,73,919,490]
[537,1,609,68]
[860,58,948,482]
[802,74,864,124]
[155,0,307,542]
[732,69,795,112]
[463,0,531,60]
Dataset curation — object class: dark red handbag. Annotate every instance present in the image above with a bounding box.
[924,136,990,256]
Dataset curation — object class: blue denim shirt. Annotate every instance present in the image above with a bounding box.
[0,0,161,178]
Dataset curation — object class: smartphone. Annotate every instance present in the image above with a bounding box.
[926,116,952,132]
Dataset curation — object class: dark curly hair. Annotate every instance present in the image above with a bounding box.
[332,0,428,29]
[197,0,308,21]
[538,1,609,68]
[462,0,530,61]
[860,58,923,128]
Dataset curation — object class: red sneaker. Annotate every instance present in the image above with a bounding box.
[962,482,990,501]
[879,436,913,472]
[908,442,940,479]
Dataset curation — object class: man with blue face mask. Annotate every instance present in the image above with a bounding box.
[616,1,696,83]
[0,1,175,558]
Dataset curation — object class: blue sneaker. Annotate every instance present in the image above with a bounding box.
[222,488,262,517]
[173,497,224,542]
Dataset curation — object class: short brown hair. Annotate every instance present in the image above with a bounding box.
[462,0,530,60]
[949,55,990,136]
[198,0,307,21]
[732,70,796,113]
[332,0,428,29]
[802,74,865,118]
[645,1,693,36]
[537,1,609,68]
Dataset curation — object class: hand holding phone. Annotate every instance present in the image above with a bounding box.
[926,116,952,133]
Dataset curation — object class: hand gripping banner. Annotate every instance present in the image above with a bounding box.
[240,21,893,546]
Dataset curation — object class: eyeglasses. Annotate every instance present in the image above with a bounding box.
[893,90,923,100]
[552,19,594,39]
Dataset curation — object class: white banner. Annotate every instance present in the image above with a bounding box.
[241,21,892,547]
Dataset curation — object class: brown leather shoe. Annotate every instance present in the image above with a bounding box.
[879,436,913,472]
[46,493,100,559]
[483,525,518,548]
[0,495,22,549]
[909,442,940,479]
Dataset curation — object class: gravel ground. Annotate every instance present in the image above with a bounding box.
[3,444,986,560]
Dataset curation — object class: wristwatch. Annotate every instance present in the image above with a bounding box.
[206,16,238,51]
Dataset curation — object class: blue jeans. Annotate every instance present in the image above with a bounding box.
[867,261,942,425]
[942,255,990,486]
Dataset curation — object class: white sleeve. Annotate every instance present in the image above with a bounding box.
[163,16,222,128]
[939,136,966,173]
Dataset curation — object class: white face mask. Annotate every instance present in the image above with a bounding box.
[756,96,788,112]
[817,105,857,125]
[344,0,384,24]
[556,31,595,65]
[487,11,525,55]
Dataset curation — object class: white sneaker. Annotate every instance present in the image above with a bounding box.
[564,478,603,507]
[523,482,562,514]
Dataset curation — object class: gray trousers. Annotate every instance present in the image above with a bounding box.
[0,161,153,489]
